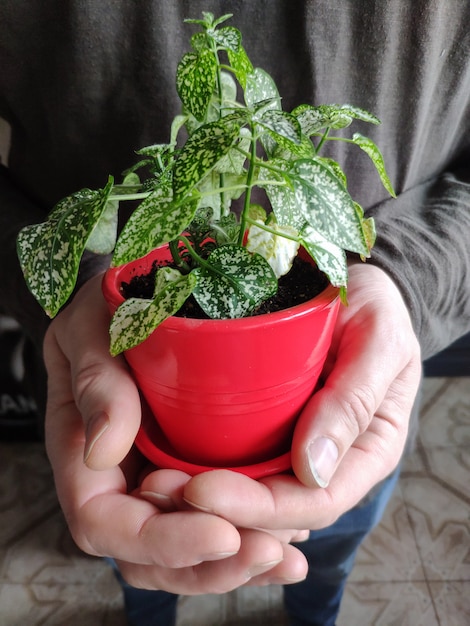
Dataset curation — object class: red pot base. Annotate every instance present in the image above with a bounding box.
[135,408,292,478]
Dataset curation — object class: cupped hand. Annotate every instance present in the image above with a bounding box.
[44,274,307,593]
[179,263,422,531]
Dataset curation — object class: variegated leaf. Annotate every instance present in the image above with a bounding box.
[211,26,241,52]
[173,120,240,200]
[245,68,281,109]
[246,222,300,278]
[176,49,217,121]
[109,268,197,355]
[193,245,277,318]
[352,133,396,197]
[227,44,254,90]
[112,190,199,266]
[290,159,370,255]
[257,110,302,146]
[17,178,113,317]
[261,160,306,230]
[300,226,348,287]
[85,198,119,254]
[293,104,381,135]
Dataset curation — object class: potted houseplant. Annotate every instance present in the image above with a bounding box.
[17,12,394,478]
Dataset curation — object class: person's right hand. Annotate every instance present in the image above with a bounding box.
[43,274,308,594]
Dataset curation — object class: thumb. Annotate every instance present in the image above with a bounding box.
[44,274,141,470]
[290,276,421,489]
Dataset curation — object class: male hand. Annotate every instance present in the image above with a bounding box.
[44,274,307,594]
[160,264,422,533]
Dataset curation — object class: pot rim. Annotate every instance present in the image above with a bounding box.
[102,248,340,330]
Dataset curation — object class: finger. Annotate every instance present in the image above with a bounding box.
[291,338,420,489]
[139,473,310,543]
[118,529,305,595]
[44,274,142,469]
[291,265,422,488]
[139,469,195,512]
[244,542,308,586]
[46,384,241,565]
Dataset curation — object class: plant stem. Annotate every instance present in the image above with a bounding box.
[213,42,227,214]
[108,192,150,202]
[245,217,300,242]
[169,239,191,273]
[238,123,257,246]
[315,127,330,154]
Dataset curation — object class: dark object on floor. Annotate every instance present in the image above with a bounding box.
[423,331,470,377]
[0,319,42,441]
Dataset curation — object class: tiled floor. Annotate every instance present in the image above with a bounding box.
[0,377,468,625]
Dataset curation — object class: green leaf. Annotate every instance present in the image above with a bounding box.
[245,68,282,157]
[211,26,241,52]
[245,68,281,110]
[352,133,396,197]
[293,104,381,134]
[214,126,250,174]
[300,226,349,287]
[176,49,217,121]
[227,44,254,90]
[193,245,277,318]
[205,71,238,123]
[85,197,119,254]
[257,110,302,146]
[112,190,199,266]
[173,120,240,200]
[289,159,371,256]
[109,268,197,355]
[197,170,246,218]
[246,222,300,278]
[16,177,113,317]
[260,160,305,230]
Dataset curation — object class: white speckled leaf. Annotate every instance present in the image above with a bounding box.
[112,190,199,266]
[300,226,348,288]
[246,222,300,278]
[176,49,217,121]
[109,268,197,355]
[17,177,113,317]
[290,159,370,255]
[227,44,254,90]
[193,245,277,318]
[173,120,239,200]
[352,133,396,197]
[211,26,241,52]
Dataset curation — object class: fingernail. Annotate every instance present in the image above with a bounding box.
[83,411,110,464]
[247,559,283,579]
[307,437,338,488]
[140,491,176,511]
[267,575,307,585]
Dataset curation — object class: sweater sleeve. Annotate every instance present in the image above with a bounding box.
[367,154,470,360]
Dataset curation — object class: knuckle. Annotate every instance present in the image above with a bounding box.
[73,360,109,409]
[339,385,376,436]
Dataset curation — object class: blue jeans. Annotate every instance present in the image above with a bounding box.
[110,468,399,626]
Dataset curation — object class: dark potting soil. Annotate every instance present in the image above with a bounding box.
[121,256,328,319]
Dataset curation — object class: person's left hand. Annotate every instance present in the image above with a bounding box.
[142,264,422,536]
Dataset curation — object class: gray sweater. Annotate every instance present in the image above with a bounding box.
[1,0,469,361]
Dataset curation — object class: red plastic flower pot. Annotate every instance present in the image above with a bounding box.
[102,246,340,478]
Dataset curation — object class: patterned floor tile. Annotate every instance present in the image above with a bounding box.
[337,581,439,626]
[350,484,425,582]
[0,582,126,626]
[428,581,470,626]
[1,376,469,625]
[0,443,57,547]
[418,378,470,448]
[401,473,470,582]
